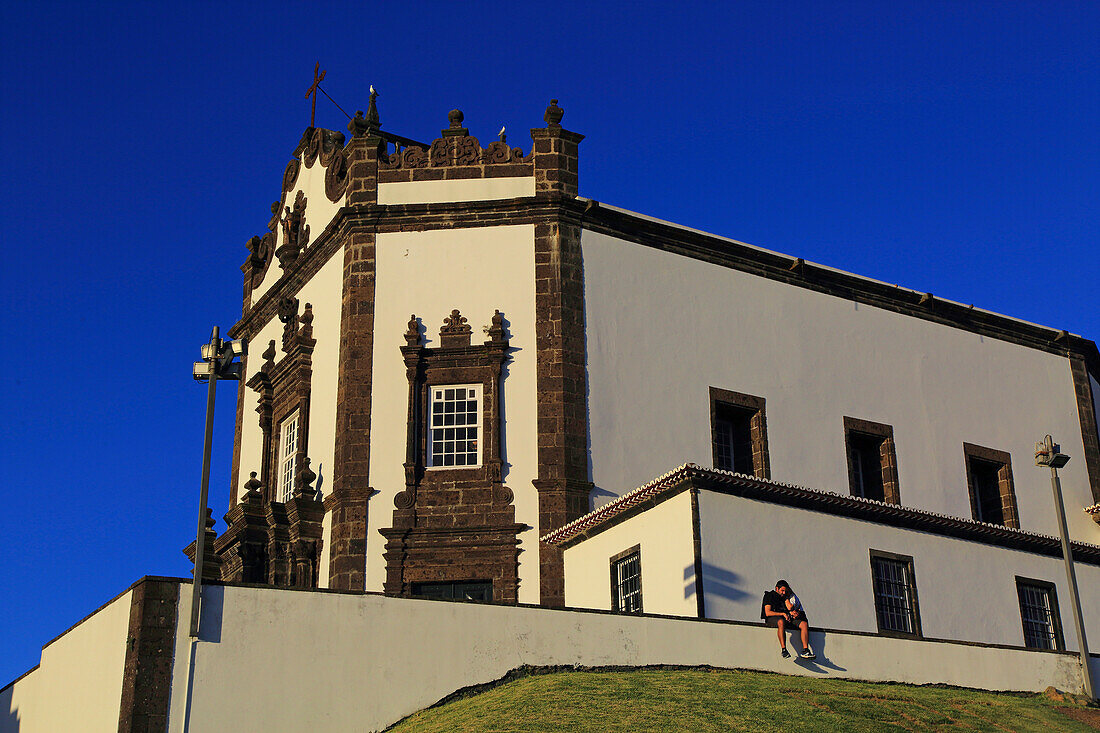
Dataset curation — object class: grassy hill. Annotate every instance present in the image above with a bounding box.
[387,667,1099,732]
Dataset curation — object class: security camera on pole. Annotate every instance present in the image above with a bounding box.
[1035,435,1095,700]
[189,327,246,638]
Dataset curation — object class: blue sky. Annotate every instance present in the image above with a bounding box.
[1,1,1097,686]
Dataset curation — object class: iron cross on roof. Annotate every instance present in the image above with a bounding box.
[304,62,327,128]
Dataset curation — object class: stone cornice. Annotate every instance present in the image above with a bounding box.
[231,197,1098,369]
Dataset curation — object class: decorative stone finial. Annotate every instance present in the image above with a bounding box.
[404,314,421,346]
[487,309,505,343]
[443,109,469,138]
[349,110,369,137]
[544,99,563,126]
[262,339,277,372]
[243,471,264,503]
[367,86,380,126]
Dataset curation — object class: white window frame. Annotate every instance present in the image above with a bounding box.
[427,384,483,469]
[276,410,300,503]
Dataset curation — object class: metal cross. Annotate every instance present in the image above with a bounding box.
[304,62,327,128]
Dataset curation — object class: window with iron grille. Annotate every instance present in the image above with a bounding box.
[276,410,300,503]
[610,546,643,613]
[428,385,482,468]
[870,551,921,636]
[1016,578,1063,650]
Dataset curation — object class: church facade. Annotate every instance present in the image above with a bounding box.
[209,94,1100,643]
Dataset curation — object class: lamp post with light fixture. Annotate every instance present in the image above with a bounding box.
[189,326,246,638]
[1035,434,1095,700]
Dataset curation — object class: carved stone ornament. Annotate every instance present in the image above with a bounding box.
[324,149,348,202]
[278,296,299,324]
[275,190,310,269]
[380,109,525,169]
[544,98,564,126]
[304,127,346,169]
[246,233,274,289]
[282,159,300,193]
[439,309,472,348]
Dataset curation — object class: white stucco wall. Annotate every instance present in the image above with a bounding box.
[1,590,132,733]
[235,246,344,586]
[368,225,539,601]
[378,177,534,205]
[563,491,697,616]
[250,156,345,305]
[165,582,1095,733]
[582,229,1099,544]
[691,488,1100,651]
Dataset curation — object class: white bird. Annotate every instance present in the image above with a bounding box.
[370,84,376,95]
[499,125,506,136]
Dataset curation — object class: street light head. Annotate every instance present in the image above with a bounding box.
[227,338,247,357]
[1035,438,1070,469]
[192,360,213,381]
[200,343,216,362]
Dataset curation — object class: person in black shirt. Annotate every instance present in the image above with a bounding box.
[761,580,814,659]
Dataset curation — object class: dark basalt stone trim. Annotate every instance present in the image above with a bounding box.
[117,577,180,733]
[552,466,1100,566]
[234,197,1098,370]
[689,487,706,619]
[1069,355,1100,504]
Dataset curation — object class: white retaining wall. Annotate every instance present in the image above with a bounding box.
[168,582,1098,733]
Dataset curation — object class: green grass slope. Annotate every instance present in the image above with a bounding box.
[387,668,1099,732]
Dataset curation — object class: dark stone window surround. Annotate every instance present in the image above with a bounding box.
[963,442,1019,529]
[1014,575,1065,651]
[709,387,771,480]
[868,549,923,639]
[609,544,643,613]
[844,416,901,505]
[236,298,324,589]
[380,309,524,604]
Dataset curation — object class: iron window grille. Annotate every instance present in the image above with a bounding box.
[427,385,482,468]
[1016,578,1063,651]
[611,547,643,613]
[870,551,921,636]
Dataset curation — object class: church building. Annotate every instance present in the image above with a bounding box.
[209,93,1100,650]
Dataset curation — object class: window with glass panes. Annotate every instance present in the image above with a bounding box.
[1016,579,1062,650]
[870,552,920,635]
[611,549,642,613]
[276,411,300,503]
[428,385,481,467]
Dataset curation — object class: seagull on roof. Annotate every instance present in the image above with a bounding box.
[498,125,506,142]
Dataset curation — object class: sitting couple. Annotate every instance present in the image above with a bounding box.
[761,580,815,660]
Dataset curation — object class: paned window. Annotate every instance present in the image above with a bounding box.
[276,410,300,503]
[1016,578,1063,650]
[428,385,482,467]
[611,547,643,613]
[870,551,921,636]
[964,443,1018,527]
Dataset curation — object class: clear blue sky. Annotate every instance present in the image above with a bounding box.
[1,1,1097,686]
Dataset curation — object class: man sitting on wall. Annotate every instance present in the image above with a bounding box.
[761,580,815,659]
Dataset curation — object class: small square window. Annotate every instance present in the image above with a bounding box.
[870,550,921,637]
[610,546,643,613]
[1016,578,1063,651]
[964,443,1018,528]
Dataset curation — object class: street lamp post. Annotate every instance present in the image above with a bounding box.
[190,327,246,638]
[1035,434,1095,700]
